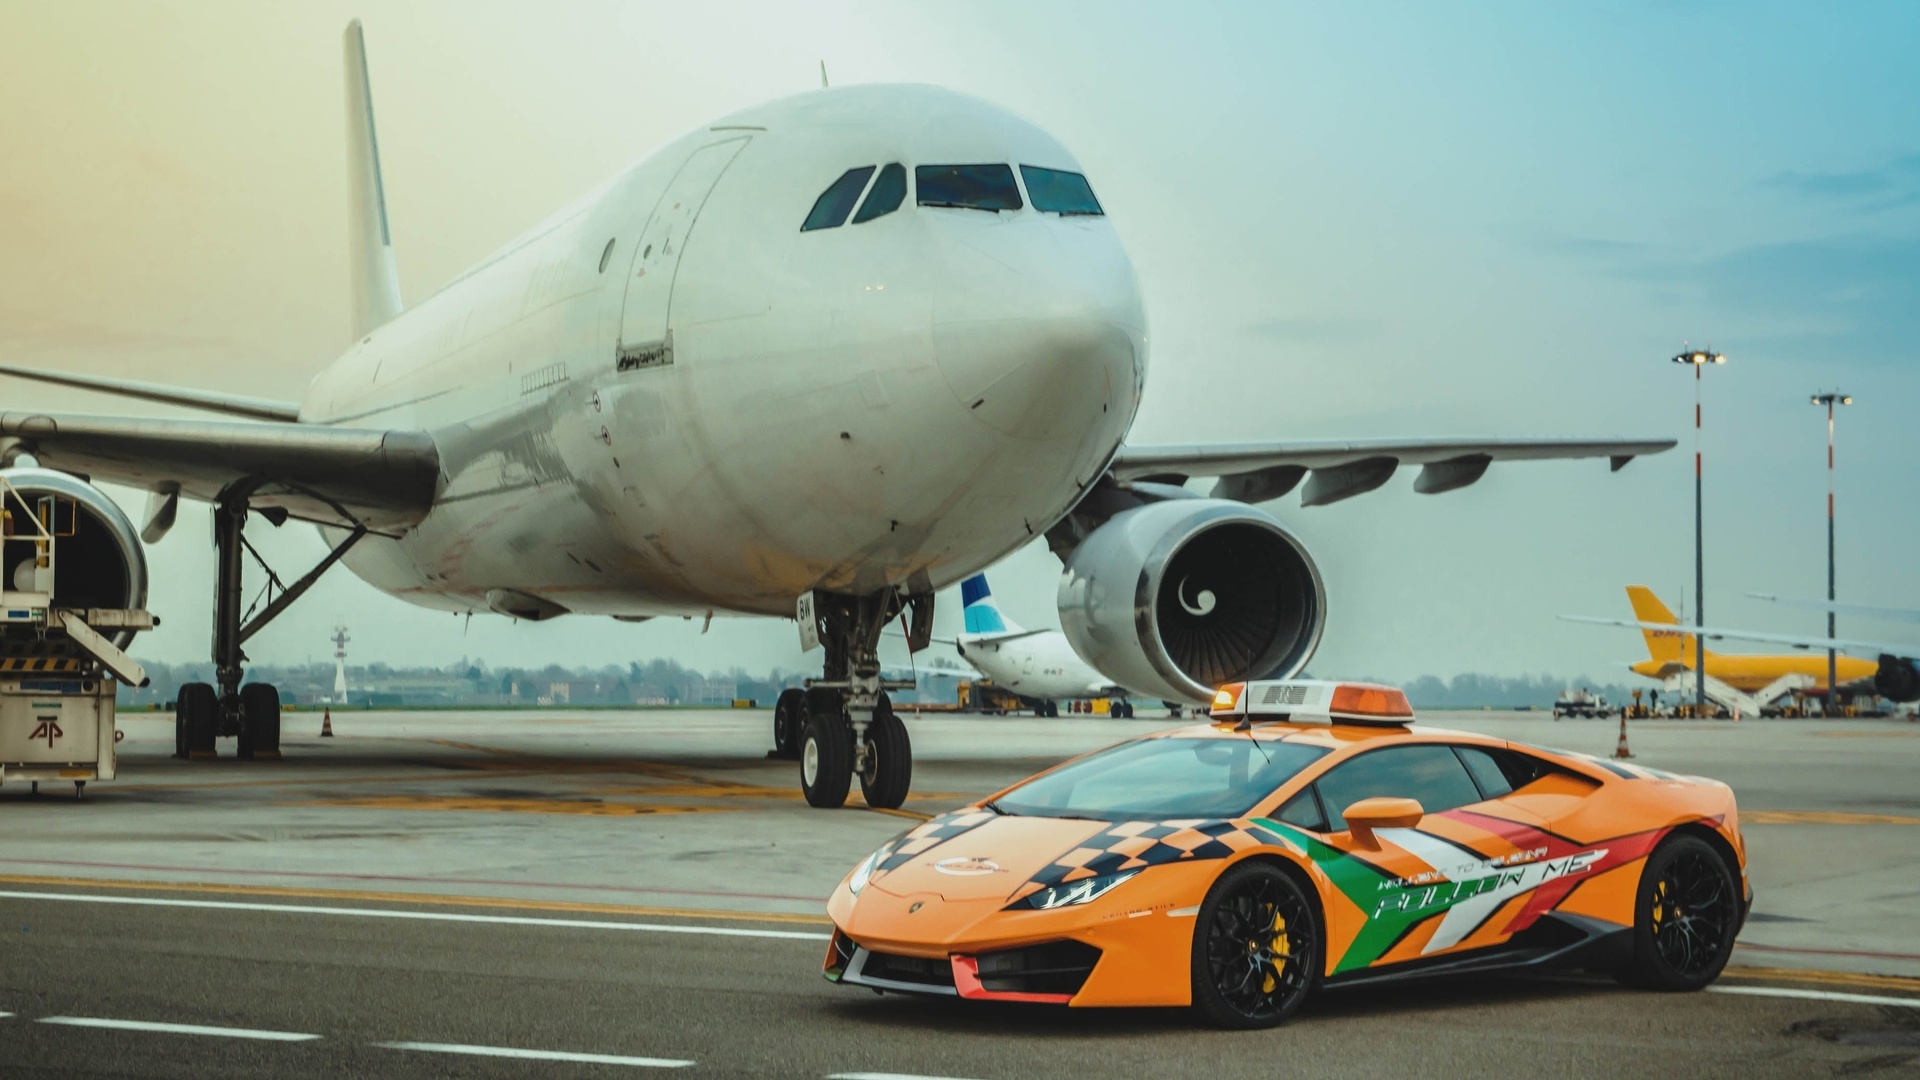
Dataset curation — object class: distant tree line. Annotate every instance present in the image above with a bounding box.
[119,654,1639,711]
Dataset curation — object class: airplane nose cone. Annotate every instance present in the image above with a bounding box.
[931,221,1144,441]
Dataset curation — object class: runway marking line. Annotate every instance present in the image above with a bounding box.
[1738,941,1920,964]
[0,889,833,941]
[830,1073,988,1080]
[1710,986,1920,1009]
[1743,810,1920,826]
[288,794,746,816]
[0,857,823,904]
[38,1017,321,1041]
[0,874,831,926]
[378,1041,692,1068]
[1724,965,1920,995]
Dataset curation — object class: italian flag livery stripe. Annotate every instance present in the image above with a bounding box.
[1254,812,1663,974]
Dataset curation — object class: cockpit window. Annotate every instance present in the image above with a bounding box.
[916,164,1022,212]
[1021,165,1103,216]
[852,163,906,224]
[802,166,875,231]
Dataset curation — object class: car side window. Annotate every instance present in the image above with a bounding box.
[1274,787,1327,833]
[852,163,906,223]
[802,166,876,231]
[1315,745,1486,832]
[1454,746,1514,799]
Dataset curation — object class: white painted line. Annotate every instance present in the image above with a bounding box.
[378,1042,692,1067]
[0,890,829,941]
[829,1074,990,1080]
[38,1017,320,1041]
[1711,986,1920,1009]
[0,1012,13,1019]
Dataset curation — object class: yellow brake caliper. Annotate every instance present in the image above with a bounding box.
[1264,908,1290,993]
[1653,879,1668,931]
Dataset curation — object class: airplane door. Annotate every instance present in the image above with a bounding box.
[617,136,748,366]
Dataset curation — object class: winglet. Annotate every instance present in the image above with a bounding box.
[345,20,403,340]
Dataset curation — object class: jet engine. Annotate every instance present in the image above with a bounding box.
[1058,499,1325,704]
[1874,654,1920,703]
[1,467,149,647]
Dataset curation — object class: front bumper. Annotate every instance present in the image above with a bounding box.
[823,867,1211,1008]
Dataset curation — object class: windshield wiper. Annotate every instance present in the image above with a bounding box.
[982,799,1009,815]
[920,201,1001,213]
[1055,210,1103,217]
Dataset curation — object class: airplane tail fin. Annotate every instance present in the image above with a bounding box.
[961,574,1023,636]
[1626,585,1709,666]
[345,20,403,340]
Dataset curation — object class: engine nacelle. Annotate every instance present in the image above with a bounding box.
[1,467,149,647]
[1875,654,1920,703]
[1058,499,1325,704]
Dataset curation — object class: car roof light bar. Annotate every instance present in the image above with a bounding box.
[1210,679,1415,726]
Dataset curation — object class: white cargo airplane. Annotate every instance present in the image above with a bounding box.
[0,21,1672,809]
[949,573,1143,717]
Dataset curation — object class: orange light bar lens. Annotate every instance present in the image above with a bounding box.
[1329,683,1413,719]
[1212,683,1245,713]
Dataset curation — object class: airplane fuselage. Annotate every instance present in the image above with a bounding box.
[304,85,1145,620]
[1632,651,1877,692]
[956,629,1116,701]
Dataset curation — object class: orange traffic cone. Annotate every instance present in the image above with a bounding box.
[1612,709,1633,760]
[321,707,334,738]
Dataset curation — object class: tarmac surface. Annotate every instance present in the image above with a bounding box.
[2,706,1917,1077]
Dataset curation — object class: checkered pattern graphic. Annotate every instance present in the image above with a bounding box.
[874,810,997,872]
[1025,819,1293,889]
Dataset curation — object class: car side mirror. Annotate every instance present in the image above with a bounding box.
[1343,797,1424,849]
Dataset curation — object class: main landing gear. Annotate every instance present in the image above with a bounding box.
[174,485,365,763]
[774,589,929,810]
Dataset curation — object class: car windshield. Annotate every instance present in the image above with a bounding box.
[991,737,1329,821]
[1020,165,1103,215]
[915,164,1022,212]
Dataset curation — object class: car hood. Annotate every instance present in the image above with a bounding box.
[867,813,1110,902]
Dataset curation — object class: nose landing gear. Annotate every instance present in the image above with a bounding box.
[793,589,928,809]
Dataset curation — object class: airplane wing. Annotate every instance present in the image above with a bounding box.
[0,410,439,533]
[1557,614,1917,660]
[1748,593,1920,625]
[1111,437,1675,506]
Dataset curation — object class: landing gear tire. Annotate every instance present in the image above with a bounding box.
[858,695,911,810]
[1615,834,1740,991]
[772,689,805,760]
[178,682,218,760]
[800,697,853,809]
[237,683,282,760]
[1190,861,1321,1030]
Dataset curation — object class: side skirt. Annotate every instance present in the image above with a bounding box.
[1323,914,1632,990]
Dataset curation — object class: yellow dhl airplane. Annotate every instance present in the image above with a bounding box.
[1621,586,1874,690]
[1563,586,1919,703]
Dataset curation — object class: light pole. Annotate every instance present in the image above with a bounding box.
[1812,390,1853,713]
[1673,345,1726,714]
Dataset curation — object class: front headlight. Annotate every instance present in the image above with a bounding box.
[1009,871,1138,911]
[847,849,882,896]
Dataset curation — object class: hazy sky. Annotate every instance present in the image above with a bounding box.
[3,1,1917,683]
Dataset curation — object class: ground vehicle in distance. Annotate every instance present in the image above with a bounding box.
[824,680,1750,1028]
[1553,688,1610,719]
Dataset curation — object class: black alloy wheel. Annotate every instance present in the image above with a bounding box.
[773,688,805,759]
[1191,861,1320,1029]
[237,683,282,760]
[1618,834,1740,991]
[800,695,852,809]
[858,693,911,810]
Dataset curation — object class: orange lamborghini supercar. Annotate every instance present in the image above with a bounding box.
[824,681,1751,1028]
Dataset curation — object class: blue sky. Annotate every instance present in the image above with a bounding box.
[3,2,1916,682]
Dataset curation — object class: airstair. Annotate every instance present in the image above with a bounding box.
[0,476,151,796]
